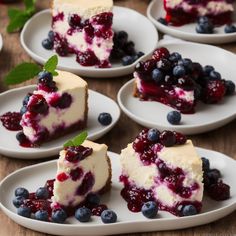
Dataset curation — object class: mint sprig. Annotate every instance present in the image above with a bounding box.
[7,0,36,33]
[64,131,88,148]
[4,55,58,85]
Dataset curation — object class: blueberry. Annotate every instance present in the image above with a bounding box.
[152,68,164,84]
[42,38,53,50]
[16,132,27,143]
[17,206,31,218]
[13,196,25,208]
[137,51,145,58]
[173,65,186,78]
[48,30,55,41]
[75,207,92,222]
[225,80,235,95]
[35,210,49,221]
[87,193,100,205]
[207,169,221,185]
[147,128,160,142]
[198,16,209,25]
[182,205,197,216]
[51,209,67,223]
[209,70,221,80]
[35,187,49,199]
[20,106,27,115]
[122,55,134,66]
[196,21,214,34]
[169,52,182,62]
[157,17,167,25]
[225,24,236,34]
[98,113,112,126]
[124,41,136,55]
[157,58,172,71]
[178,58,193,71]
[101,210,117,223]
[203,65,215,76]
[167,111,181,125]
[141,201,158,219]
[117,31,128,47]
[22,93,31,106]
[38,71,53,84]
[15,187,29,198]
[201,157,210,172]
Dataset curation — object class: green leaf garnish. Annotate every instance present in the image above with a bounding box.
[4,63,41,85]
[7,0,36,33]
[44,55,58,75]
[63,131,88,148]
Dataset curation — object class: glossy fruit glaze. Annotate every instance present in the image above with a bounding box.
[0,112,22,131]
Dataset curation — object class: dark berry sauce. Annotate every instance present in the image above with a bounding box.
[0,112,22,131]
[77,172,95,196]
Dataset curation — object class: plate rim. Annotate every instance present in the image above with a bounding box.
[20,7,159,77]
[0,149,236,234]
[0,33,3,52]
[0,85,121,159]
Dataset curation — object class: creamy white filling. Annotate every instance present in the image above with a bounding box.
[52,141,109,206]
[174,87,194,103]
[165,0,234,15]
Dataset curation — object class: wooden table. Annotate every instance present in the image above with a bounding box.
[0,0,236,235]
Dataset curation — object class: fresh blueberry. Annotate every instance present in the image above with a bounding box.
[141,201,158,219]
[35,210,49,221]
[101,210,117,223]
[35,187,49,200]
[173,65,186,78]
[75,207,92,222]
[203,65,215,75]
[225,80,235,95]
[147,128,160,142]
[196,21,214,34]
[87,193,100,205]
[51,209,67,223]
[198,16,209,25]
[20,106,27,115]
[201,157,210,172]
[137,51,145,58]
[98,113,112,126]
[122,55,134,66]
[157,17,168,25]
[209,70,221,80]
[16,132,27,143]
[178,58,193,71]
[207,169,221,185]
[22,93,31,106]
[167,111,181,125]
[117,31,128,47]
[48,30,55,41]
[169,52,182,62]
[152,68,164,84]
[42,38,54,50]
[15,187,29,199]
[38,71,53,84]
[225,24,236,33]
[182,205,197,216]
[13,196,25,208]
[17,206,31,218]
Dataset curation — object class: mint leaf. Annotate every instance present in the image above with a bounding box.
[63,131,88,148]
[44,55,58,74]
[8,8,22,20]
[4,63,41,85]
[7,12,29,33]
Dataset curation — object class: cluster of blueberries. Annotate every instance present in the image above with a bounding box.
[158,16,236,34]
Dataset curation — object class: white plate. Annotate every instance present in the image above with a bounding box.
[0,33,3,52]
[0,150,236,235]
[0,86,120,159]
[147,0,236,44]
[117,42,236,135]
[20,7,158,78]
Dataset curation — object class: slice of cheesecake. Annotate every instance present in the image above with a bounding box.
[19,70,88,146]
[52,0,114,68]
[120,129,203,216]
[164,0,234,26]
[52,140,111,208]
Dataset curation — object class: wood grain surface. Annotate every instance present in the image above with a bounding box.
[0,0,235,235]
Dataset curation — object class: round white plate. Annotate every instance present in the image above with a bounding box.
[147,0,236,44]
[118,42,236,135]
[20,7,158,78]
[0,150,236,235]
[0,33,3,52]
[0,86,120,159]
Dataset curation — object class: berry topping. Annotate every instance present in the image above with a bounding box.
[35,210,49,221]
[167,111,181,125]
[157,58,172,71]
[207,181,230,201]
[87,193,100,206]
[152,68,164,84]
[76,172,95,195]
[0,112,22,131]
[65,146,93,163]
[174,131,187,145]
[98,112,112,126]
[201,157,210,172]
[57,172,69,182]
[196,17,214,34]
[203,65,214,76]
[20,106,27,115]
[169,52,182,62]
[17,206,31,218]
[23,93,32,106]
[209,70,221,80]
[225,80,235,95]
[147,128,160,142]
[57,93,72,109]
[13,196,25,208]
[181,205,197,216]
[101,210,117,224]
[92,12,113,27]
[42,39,54,50]
[48,30,54,41]
[27,94,49,115]
[76,50,99,66]
[206,169,221,185]
[157,17,168,25]
[152,47,170,61]
[52,209,67,223]
[159,130,176,147]
[91,204,107,216]
[141,201,158,219]
[75,207,92,222]
[35,187,49,200]
[173,65,186,78]
[44,179,55,197]
[68,14,81,28]
[122,55,133,66]
[70,167,83,181]
[224,24,236,34]
[38,71,53,85]
[15,187,29,199]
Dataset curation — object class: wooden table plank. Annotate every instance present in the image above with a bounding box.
[0,0,235,235]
